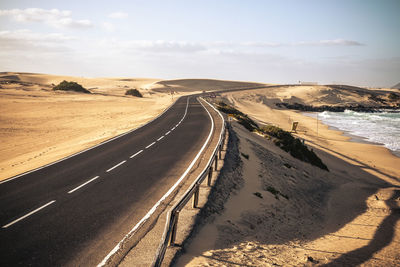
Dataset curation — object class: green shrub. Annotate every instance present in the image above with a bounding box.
[217,102,259,132]
[217,102,328,171]
[388,92,400,101]
[266,186,279,195]
[53,80,90,93]
[283,163,292,169]
[125,88,143,97]
[241,152,249,159]
[265,186,289,200]
[253,192,263,198]
[261,125,329,171]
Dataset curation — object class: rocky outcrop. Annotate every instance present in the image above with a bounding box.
[275,102,400,112]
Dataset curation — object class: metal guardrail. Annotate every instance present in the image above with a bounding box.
[151,98,226,267]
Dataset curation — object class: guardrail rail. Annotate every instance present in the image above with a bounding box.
[151,97,226,267]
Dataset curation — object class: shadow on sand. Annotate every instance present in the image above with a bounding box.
[322,189,400,266]
[172,124,400,266]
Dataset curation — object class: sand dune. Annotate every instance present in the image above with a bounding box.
[2,73,399,265]
[0,73,271,181]
[176,86,400,266]
[0,72,161,96]
[222,86,399,181]
[178,121,400,266]
[0,72,172,180]
[150,78,268,92]
[227,84,399,108]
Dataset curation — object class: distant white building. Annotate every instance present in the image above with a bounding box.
[299,81,318,85]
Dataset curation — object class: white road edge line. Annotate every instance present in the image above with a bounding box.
[68,176,100,194]
[130,150,144,159]
[165,131,171,135]
[145,142,156,149]
[2,200,56,228]
[0,96,181,185]
[106,160,126,172]
[97,97,215,267]
[157,136,164,141]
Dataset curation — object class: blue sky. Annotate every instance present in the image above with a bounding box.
[0,0,399,87]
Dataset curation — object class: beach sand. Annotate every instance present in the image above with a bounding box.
[176,86,400,266]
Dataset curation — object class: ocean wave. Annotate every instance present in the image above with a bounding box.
[318,110,400,153]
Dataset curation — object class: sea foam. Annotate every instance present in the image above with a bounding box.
[317,110,400,155]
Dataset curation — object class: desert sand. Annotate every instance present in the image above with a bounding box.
[0,72,175,181]
[2,75,399,265]
[0,73,266,181]
[176,85,400,266]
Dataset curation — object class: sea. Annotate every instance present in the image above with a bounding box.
[308,110,400,157]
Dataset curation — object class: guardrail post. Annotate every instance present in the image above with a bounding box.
[222,126,226,147]
[219,144,222,159]
[168,212,179,246]
[192,185,199,208]
[214,154,218,170]
[207,166,213,186]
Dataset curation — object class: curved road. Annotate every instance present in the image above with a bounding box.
[0,96,213,266]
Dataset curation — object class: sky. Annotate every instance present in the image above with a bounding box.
[0,0,399,87]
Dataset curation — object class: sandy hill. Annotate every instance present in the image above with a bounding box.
[177,87,400,266]
[150,78,268,92]
[0,72,160,97]
[223,84,400,108]
[0,72,175,181]
[392,82,400,89]
[178,118,400,266]
[0,72,273,181]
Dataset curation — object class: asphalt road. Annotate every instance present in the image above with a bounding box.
[0,96,212,266]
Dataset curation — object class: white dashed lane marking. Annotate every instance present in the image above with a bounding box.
[68,176,100,194]
[145,142,156,149]
[106,160,126,172]
[130,150,143,159]
[1,97,192,230]
[2,200,56,228]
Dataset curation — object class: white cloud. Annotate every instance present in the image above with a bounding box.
[0,29,75,52]
[102,22,115,32]
[0,29,75,42]
[221,39,364,48]
[99,40,207,53]
[0,8,70,22]
[295,39,364,46]
[241,41,283,47]
[55,18,93,28]
[91,38,365,56]
[0,8,93,29]
[108,12,128,19]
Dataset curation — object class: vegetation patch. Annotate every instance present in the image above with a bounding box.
[261,125,329,171]
[388,92,400,101]
[276,101,400,112]
[253,192,263,199]
[240,152,249,160]
[368,94,386,103]
[217,102,259,132]
[217,101,328,171]
[53,80,90,94]
[125,88,143,97]
[283,163,292,169]
[265,186,289,200]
